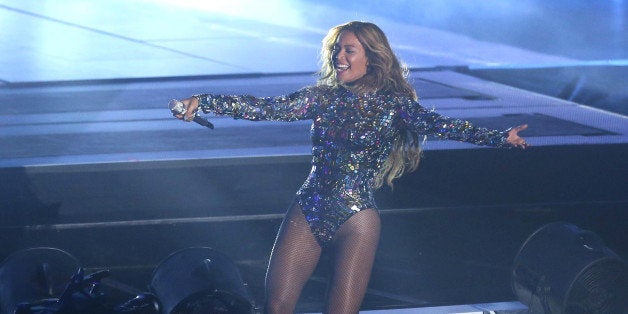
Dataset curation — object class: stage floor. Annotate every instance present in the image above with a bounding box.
[1,69,626,168]
[1,0,626,169]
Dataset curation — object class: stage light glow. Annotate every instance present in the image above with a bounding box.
[150,0,307,29]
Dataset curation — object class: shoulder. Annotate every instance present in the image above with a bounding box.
[292,84,346,100]
[302,84,340,94]
[370,90,416,107]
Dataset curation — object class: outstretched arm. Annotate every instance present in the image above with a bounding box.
[174,87,324,123]
[398,97,529,148]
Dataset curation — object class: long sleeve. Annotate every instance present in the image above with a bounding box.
[195,86,326,122]
[395,96,510,148]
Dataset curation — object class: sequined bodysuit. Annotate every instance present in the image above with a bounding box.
[196,85,509,246]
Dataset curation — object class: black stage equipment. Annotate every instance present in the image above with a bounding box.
[512,222,628,314]
[0,247,159,314]
[150,247,254,314]
[0,248,80,314]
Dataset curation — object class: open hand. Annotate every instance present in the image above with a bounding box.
[507,124,530,149]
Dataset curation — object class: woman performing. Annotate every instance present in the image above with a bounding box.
[173,21,529,314]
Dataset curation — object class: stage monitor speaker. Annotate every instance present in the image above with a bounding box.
[150,247,254,314]
[512,222,628,314]
[0,247,80,314]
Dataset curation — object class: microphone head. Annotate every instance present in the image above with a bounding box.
[168,99,186,115]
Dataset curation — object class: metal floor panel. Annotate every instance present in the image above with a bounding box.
[1,71,626,169]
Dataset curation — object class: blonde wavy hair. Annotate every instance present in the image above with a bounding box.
[318,21,423,189]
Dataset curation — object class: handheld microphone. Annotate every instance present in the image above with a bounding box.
[169,99,214,129]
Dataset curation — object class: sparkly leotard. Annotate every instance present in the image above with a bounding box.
[196,85,510,246]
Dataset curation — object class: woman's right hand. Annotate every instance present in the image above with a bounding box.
[174,97,200,122]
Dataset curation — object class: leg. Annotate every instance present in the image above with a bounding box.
[325,209,381,314]
[265,203,322,314]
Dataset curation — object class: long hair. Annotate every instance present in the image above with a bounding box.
[318,21,423,189]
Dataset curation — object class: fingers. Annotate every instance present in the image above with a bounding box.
[518,125,530,148]
[182,97,200,122]
[509,124,528,135]
[516,137,530,149]
[519,140,530,149]
[507,136,529,149]
[507,124,530,149]
[171,97,199,122]
[515,124,528,132]
[183,110,195,122]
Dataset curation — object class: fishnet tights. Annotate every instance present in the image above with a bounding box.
[265,203,381,314]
